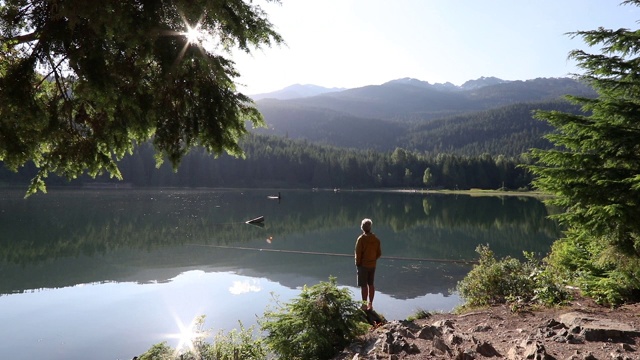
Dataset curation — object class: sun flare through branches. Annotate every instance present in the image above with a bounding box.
[177,17,222,61]
[184,23,204,45]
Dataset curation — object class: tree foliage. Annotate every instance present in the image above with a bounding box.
[0,0,282,195]
[528,0,640,304]
[260,277,368,360]
[0,134,535,190]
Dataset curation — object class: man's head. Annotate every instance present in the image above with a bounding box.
[361,218,372,233]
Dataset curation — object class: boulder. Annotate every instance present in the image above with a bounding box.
[559,312,640,342]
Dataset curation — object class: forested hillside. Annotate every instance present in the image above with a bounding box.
[1,77,593,191]
[251,102,407,152]
[254,77,592,156]
[402,101,584,156]
[0,134,533,191]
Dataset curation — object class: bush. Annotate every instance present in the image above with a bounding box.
[260,276,368,360]
[456,245,569,310]
[545,232,640,305]
[137,316,265,360]
[203,323,266,360]
[138,342,173,360]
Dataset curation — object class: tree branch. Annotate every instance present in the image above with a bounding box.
[1,31,39,45]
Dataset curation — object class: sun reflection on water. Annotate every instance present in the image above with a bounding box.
[165,314,209,356]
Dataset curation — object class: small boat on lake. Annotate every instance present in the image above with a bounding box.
[246,216,265,224]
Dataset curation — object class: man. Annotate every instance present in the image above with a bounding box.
[355,218,382,311]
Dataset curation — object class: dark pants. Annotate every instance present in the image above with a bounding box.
[357,266,376,286]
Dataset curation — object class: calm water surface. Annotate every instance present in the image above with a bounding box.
[0,188,560,359]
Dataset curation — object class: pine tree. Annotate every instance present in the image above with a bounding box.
[0,0,282,194]
[528,0,640,304]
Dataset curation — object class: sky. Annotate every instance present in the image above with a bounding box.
[230,0,640,95]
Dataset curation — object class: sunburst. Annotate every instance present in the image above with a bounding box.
[167,14,222,66]
[166,315,208,356]
[184,23,204,45]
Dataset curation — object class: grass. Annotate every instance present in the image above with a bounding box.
[406,308,432,321]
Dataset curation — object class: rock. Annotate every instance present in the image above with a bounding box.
[507,346,520,360]
[390,337,409,354]
[570,325,582,334]
[433,336,451,355]
[455,348,477,360]
[476,341,500,357]
[559,312,639,342]
[545,319,564,329]
[433,319,455,330]
[621,343,635,352]
[449,333,465,345]
[470,323,492,332]
[385,320,414,339]
[519,339,556,360]
[561,350,582,360]
[372,323,424,356]
[406,343,420,354]
[566,333,585,344]
[417,325,442,340]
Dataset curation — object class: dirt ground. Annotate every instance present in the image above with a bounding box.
[335,296,640,359]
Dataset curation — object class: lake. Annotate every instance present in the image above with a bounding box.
[0,188,560,359]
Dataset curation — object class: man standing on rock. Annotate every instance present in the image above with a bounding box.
[355,218,382,311]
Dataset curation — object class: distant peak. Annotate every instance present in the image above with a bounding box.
[250,84,346,101]
[461,77,509,90]
[386,78,431,87]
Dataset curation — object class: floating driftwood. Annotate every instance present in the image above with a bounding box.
[245,216,265,224]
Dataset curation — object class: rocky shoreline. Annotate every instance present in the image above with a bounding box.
[332,300,640,360]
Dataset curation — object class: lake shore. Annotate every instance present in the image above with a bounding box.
[354,188,554,198]
[333,295,640,360]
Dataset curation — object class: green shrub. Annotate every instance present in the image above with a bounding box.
[138,342,173,360]
[545,232,640,305]
[524,252,571,307]
[456,245,569,310]
[260,276,368,360]
[202,322,266,360]
[406,308,431,321]
[137,316,265,360]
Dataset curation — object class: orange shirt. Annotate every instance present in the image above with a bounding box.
[355,232,381,268]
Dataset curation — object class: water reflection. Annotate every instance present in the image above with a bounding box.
[0,188,560,300]
[0,188,562,359]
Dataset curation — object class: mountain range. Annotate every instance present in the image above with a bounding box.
[249,77,595,157]
[250,83,346,101]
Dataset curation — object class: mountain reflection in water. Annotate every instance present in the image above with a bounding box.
[0,188,562,360]
[1,188,560,300]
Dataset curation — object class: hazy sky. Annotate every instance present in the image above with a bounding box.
[230,0,640,94]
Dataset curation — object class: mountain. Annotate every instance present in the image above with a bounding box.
[400,100,584,156]
[250,84,345,101]
[384,77,458,91]
[460,76,509,90]
[257,77,593,122]
[252,77,595,157]
[384,76,507,91]
[254,101,406,151]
